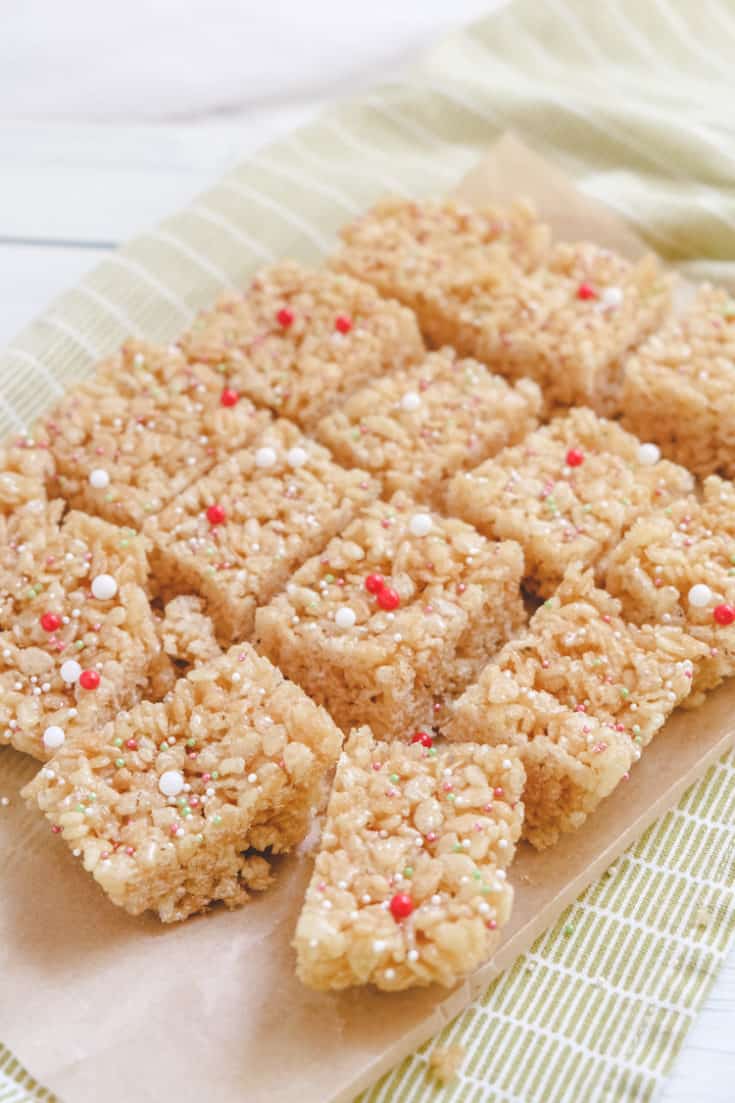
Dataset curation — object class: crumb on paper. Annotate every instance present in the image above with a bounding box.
[429,1044,466,1085]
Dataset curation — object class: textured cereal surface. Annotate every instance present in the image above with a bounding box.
[158,595,222,669]
[35,339,271,528]
[434,243,670,412]
[316,348,541,509]
[294,726,524,991]
[0,510,167,760]
[447,407,694,597]
[178,261,425,428]
[444,569,703,848]
[622,285,735,476]
[604,479,735,700]
[24,643,343,921]
[147,419,378,643]
[255,493,526,739]
[332,197,550,310]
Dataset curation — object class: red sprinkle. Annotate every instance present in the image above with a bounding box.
[335,314,353,334]
[566,448,584,467]
[206,504,227,526]
[365,573,384,595]
[577,282,597,300]
[276,307,294,328]
[40,612,62,632]
[220,388,239,408]
[79,669,100,691]
[125,739,139,751]
[389,893,414,920]
[377,586,400,611]
[411,732,433,748]
[714,603,735,626]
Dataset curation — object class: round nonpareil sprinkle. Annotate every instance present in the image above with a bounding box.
[335,606,356,630]
[42,726,65,751]
[408,513,433,537]
[637,442,661,466]
[89,469,110,489]
[688,583,712,608]
[255,446,277,468]
[158,770,185,798]
[60,659,82,684]
[91,574,118,601]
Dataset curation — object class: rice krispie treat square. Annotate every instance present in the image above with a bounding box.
[0,438,55,518]
[0,510,169,760]
[36,340,271,528]
[315,349,542,510]
[147,420,378,643]
[255,494,526,739]
[621,284,735,477]
[24,643,343,922]
[604,477,735,702]
[443,569,704,849]
[332,196,550,311]
[178,261,425,429]
[434,243,671,412]
[294,726,524,991]
[447,408,694,597]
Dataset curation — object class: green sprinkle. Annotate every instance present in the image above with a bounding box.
[403,866,414,878]
[480,884,492,894]
[453,843,462,852]
[115,758,125,768]
[620,687,630,697]
[389,773,399,783]
[428,747,438,757]
[632,724,641,734]
[217,363,228,373]
[723,305,735,319]
[114,737,123,747]
[119,539,129,548]
[324,574,334,584]
[563,922,575,937]
[186,738,197,748]
[177,796,187,805]
[213,814,222,825]
[26,587,37,599]
[196,834,204,843]
[75,640,84,650]
[212,772,219,780]
[76,804,86,813]
[447,793,456,802]
[544,599,553,607]
[472,870,482,880]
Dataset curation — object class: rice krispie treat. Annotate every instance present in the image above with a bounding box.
[604,477,735,702]
[0,438,55,519]
[147,420,378,643]
[434,243,671,412]
[447,408,694,597]
[178,261,425,429]
[255,494,526,738]
[294,726,524,991]
[36,340,272,528]
[158,595,222,668]
[0,510,168,760]
[443,569,705,849]
[315,349,542,510]
[24,643,343,921]
[621,285,735,477]
[332,196,550,309]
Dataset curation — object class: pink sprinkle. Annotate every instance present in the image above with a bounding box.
[425,832,438,843]
[202,772,211,782]
[51,824,61,834]
[125,846,136,856]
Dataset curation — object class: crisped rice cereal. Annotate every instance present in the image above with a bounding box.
[254,493,526,738]
[147,419,378,643]
[294,726,524,990]
[24,643,343,921]
[443,569,704,849]
[316,348,541,510]
[447,408,694,596]
[178,261,425,429]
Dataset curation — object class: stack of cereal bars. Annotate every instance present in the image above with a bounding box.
[3,193,732,993]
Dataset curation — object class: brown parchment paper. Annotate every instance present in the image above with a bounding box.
[1,136,734,1103]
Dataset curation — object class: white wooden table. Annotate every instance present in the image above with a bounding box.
[0,4,732,1100]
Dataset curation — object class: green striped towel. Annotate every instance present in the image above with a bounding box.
[2,2,735,1102]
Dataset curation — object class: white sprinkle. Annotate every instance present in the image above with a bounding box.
[400,391,421,412]
[335,606,356,630]
[286,446,308,468]
[407,949,419,963]
[321,899,332,910]
[158,770,185,798]
[688,583,712,608]
[408,512,433,538]
[42,725,65,751]
[384,968,396,981]
[361,893,372,904]
[60,660,82,684]
[255,446,277,468]
[247,773,258,784]
[501,758,513,770]
[91,574,117,600]
[638,442,661,466]
[89,468,110,489]
[498,838,509,849]
[431,894,442,906]
[601,285,623,308]
[373,939,387,953]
